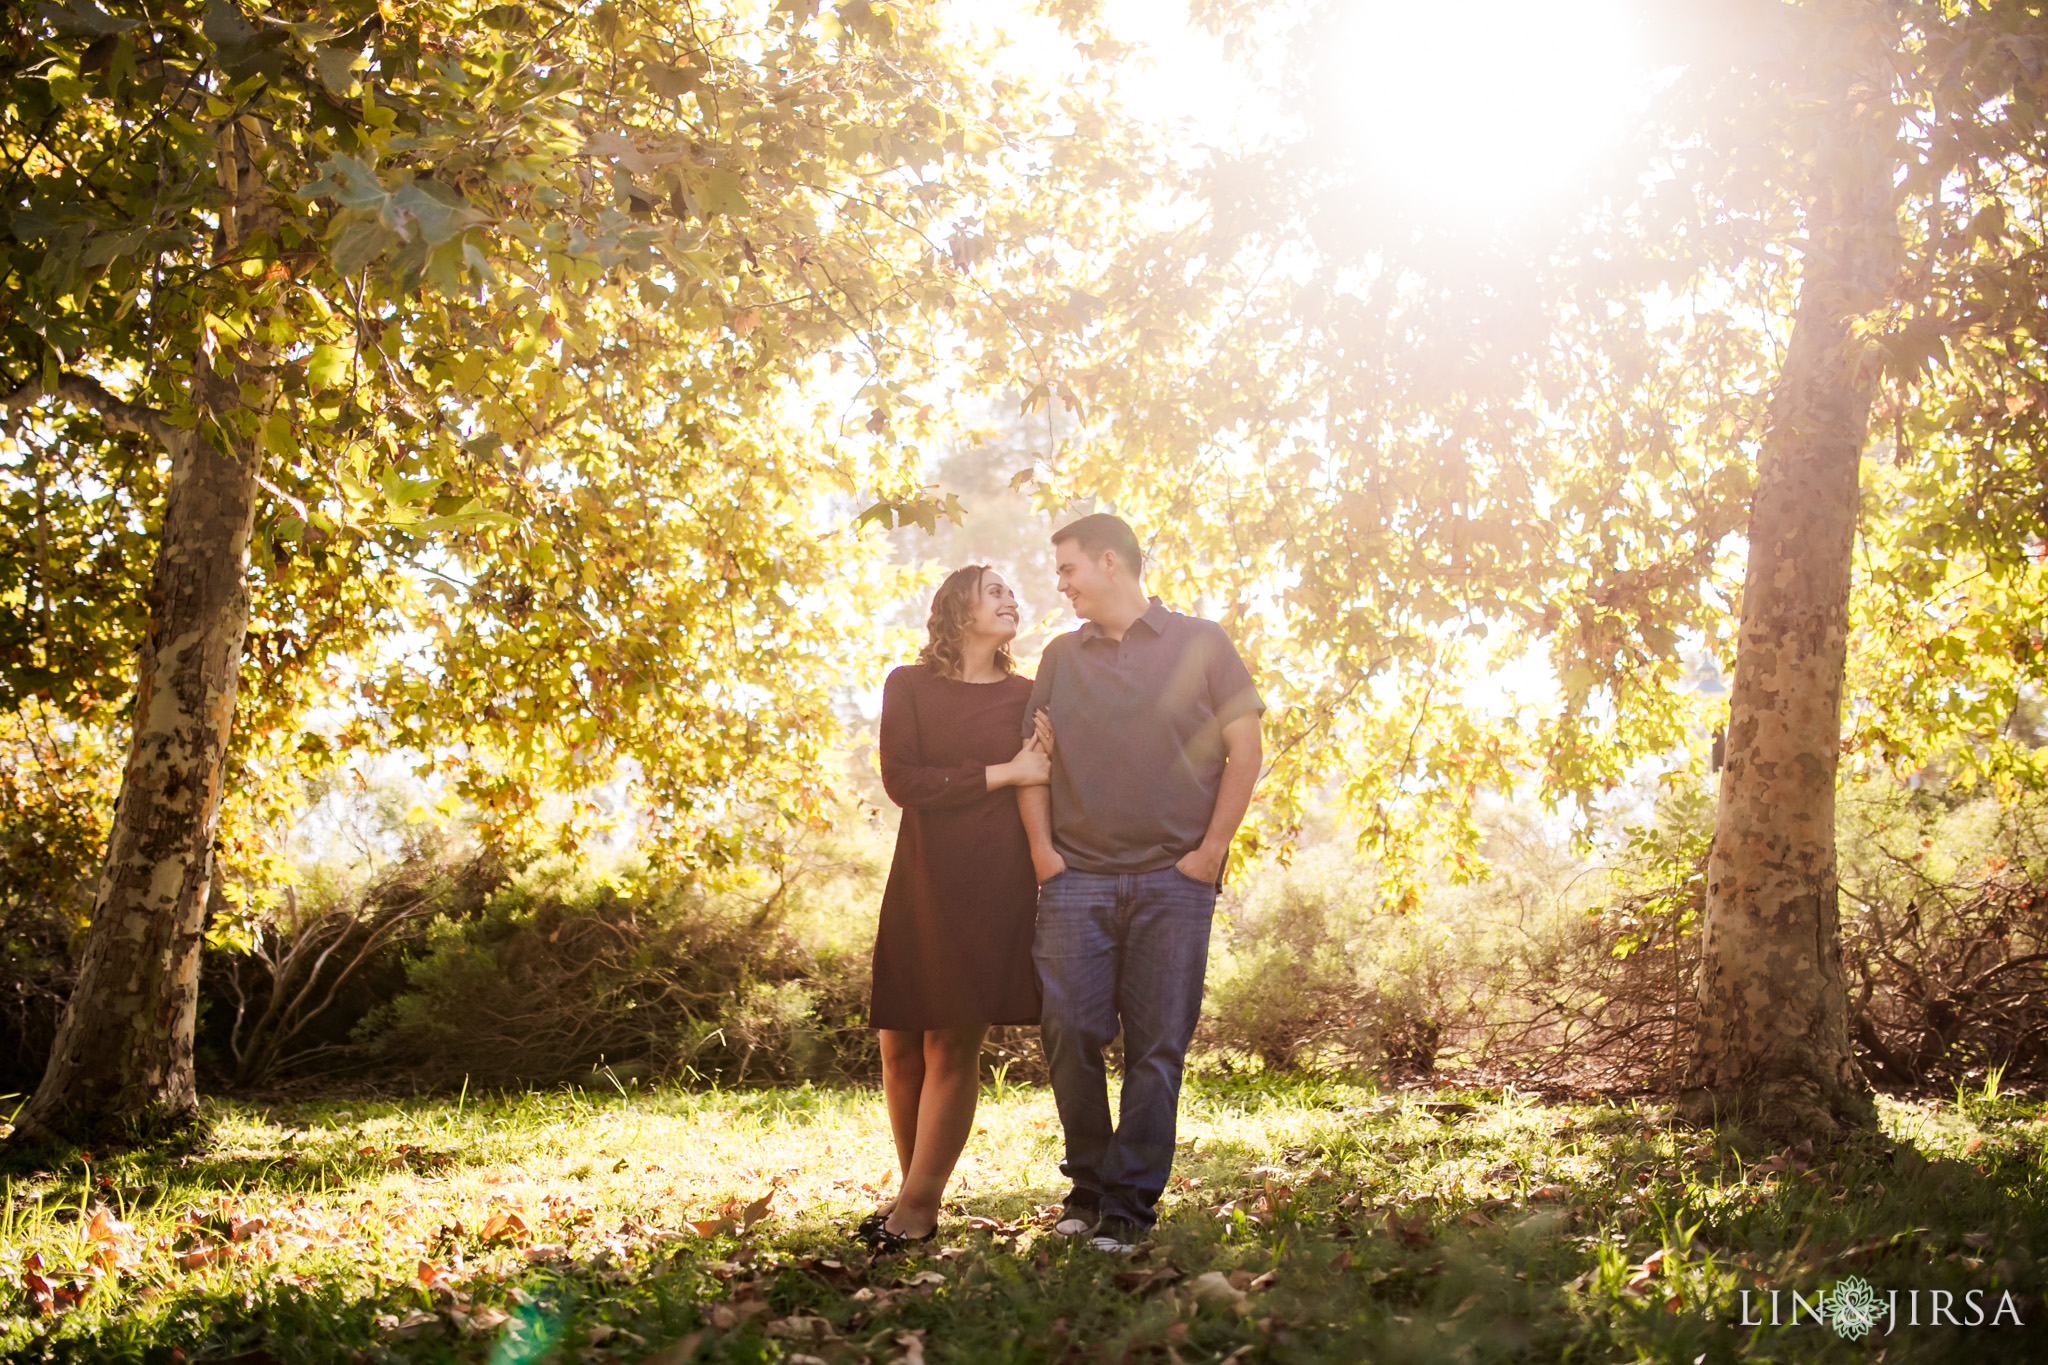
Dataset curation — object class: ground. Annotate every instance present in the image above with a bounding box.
[1,1073,2042,1362]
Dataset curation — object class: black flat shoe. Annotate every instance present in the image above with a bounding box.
[862,1222,937,1253]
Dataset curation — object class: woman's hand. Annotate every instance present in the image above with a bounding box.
[987,741,1051,789]
[1030,709,1055,756]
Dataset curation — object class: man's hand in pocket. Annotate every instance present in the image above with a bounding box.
[1033,847,1068,884]
[1175,846,1223,885]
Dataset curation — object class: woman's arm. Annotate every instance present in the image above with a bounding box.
[877,670,1000,810]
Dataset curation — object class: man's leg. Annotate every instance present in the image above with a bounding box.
[1032,871,1121,1226]
[1097,867,1216,1230]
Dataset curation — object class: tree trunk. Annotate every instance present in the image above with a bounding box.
[6,118,273,1151]
[7,436,258,1147]
[1680,45,1898,1138]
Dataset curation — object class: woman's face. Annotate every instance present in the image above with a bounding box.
[964,570,1020,644]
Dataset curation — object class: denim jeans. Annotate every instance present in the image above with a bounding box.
[1033,866,1217,1228]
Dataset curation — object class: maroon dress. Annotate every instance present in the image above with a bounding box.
[869,664,1041,1030]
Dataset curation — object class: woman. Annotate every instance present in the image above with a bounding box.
[861,564,1051,1251]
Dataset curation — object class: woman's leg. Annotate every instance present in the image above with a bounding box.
[878,1029,928,1203]
[885,1025,987,1235]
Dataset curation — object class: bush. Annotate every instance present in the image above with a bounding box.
[1200,792,1714,1092]
[1200,803,1620,1082]
[1837,780,2048,1087]
[351,825,888,1089]
[0,710,118,1097]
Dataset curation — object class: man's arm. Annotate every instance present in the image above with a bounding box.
[1019,783,1066,883]
[1174,712,1263,885]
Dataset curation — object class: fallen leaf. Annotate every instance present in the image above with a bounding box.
[481,1210,531,1243]
[377,1308,440,1337]
[739,1187,775,1232]
[22,1269,56,1315]
[230,1216,269,1242]
[461,1306,510,1333]
[1962,1232,1993,1249]
[1529,1184,1568,1201]
[1248,1269,1278,1292]
[1186,1271,1248,1312]
[1384,1210,1432,1248]
[896,1331,927,1365]
[639,1330,705,1365]
[902,1269,947,1288]
[766,1314,834,1340]
[176,1245,230,1271]
[85,1208,133,1243]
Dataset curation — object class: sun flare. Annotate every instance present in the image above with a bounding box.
[1335,0,1650,217]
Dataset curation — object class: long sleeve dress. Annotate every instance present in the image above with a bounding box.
[868,664,1042,1030]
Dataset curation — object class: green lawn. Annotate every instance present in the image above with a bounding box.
[2,1074,2042,1362]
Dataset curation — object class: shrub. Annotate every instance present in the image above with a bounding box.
[351,824,888,1088]
[0,711,118,1097]
[1837,780,2048,1086]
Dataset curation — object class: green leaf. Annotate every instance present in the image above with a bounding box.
[37,0,140,36]
[695,167,748,219]
[330,220,395,275]
[313,45,365,95]
[306,343,354,389]
[646,62,703,100]
[392,181,481,247]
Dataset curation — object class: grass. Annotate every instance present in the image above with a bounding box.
[1,1072,2044,1363]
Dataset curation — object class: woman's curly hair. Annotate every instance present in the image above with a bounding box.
[918,564,1016,680]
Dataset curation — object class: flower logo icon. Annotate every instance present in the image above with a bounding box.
[1829,1276,1883,1340]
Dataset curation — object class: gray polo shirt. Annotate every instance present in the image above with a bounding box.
[1023,598,1264,875]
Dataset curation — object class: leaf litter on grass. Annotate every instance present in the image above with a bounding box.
[3,1080,2046,1361]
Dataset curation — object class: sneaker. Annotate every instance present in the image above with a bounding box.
[1052,1195,1099,1238]
[1087,1215,1142,1253]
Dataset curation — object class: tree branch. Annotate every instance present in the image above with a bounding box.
[0,372,181,450]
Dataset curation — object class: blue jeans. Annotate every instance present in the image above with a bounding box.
[1033,866,1217,1229]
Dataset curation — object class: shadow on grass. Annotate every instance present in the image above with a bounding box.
[8,1082,2048,1363]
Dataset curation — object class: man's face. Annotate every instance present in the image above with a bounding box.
[1054,540,1121,621]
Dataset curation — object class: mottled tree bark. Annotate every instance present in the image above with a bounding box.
[6,119,272,1150]
[1680,46,1898,1137]
[8,437,257,1147]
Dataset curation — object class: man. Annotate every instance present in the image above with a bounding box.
[1018,513,1264,1253]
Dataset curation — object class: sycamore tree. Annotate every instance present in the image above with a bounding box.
[0,0,1045,1148]
[950,0,2048,1135]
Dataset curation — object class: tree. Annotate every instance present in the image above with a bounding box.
[0,0,1040,1148]
[1685,6,1898,1133]
[945,0,2048,1130]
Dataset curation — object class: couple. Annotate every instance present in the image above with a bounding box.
[860,513,1263,1255]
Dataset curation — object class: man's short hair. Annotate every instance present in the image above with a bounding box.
[1051,512,1144,579]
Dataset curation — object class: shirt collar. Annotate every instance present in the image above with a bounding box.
[1079,596,1170,643]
